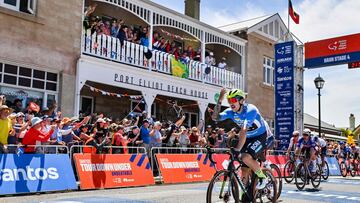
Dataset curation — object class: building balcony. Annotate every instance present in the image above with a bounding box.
[82,30,243,89]
[81,0,247,90]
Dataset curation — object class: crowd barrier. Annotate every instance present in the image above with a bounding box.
[0,146,350,196]
[0,146,76,195]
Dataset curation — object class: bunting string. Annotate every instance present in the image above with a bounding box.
[84,84,142,99]
[160,29,198,42]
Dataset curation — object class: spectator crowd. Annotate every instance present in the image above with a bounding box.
[83,3,228,69]
[0,95,235,155]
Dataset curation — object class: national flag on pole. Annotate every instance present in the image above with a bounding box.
[289,0,300,24]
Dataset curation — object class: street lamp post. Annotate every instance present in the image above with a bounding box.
[314,74,325,137]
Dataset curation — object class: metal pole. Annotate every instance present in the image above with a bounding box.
[318,88,321,136]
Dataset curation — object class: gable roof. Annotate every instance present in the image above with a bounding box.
[304,113,340,132]
[218,13,292,42]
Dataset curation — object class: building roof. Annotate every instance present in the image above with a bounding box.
[304,113,340,132]
[218,13,292,42]
[217,14,273,33]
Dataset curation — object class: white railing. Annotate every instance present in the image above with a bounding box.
[82,30,243,89]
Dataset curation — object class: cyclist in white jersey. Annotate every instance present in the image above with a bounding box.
[312,134,327,168]
[286,130,300,157]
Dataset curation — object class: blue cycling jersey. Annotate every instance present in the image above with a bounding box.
[296,137,315,148]
[218,103,266,138]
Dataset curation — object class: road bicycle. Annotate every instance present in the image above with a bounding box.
[283,152,296,183]
[263,158,282,200]
[206,147,277,203]
[339,157,354,177]
[294,154,322,190]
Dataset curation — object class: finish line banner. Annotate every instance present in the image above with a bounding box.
[274,41,295,151]
[305,33,360,68]
[0,154,77,195]
[73,154,154,189]
[156,154,215,184]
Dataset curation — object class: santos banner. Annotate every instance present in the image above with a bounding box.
[73,154,154,189]
[156,154,216,184]
[0,154,77,195]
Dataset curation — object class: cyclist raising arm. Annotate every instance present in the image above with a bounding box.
[212,88,268,190]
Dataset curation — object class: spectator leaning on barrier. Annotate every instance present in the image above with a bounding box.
[0,103,13,153]
[178,126,190,150]
[127,126,142,153]
[140,119,151,151]
[149,121,163,148]
[22,117,55,153]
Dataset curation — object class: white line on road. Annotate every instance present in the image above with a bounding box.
[286,191,360,201]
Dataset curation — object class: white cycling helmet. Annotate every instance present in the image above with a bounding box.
[303,128,311,135]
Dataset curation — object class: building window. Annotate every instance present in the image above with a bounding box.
[263,56,274,86]
[0,63,59,110]
[0,0,36,14]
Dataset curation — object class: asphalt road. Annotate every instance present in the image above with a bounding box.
[1,177,360,203]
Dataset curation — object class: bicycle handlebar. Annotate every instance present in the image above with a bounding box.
[205,146,217,164]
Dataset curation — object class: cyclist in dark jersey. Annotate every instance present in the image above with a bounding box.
[212,88,268,190]
[295,128,317,173]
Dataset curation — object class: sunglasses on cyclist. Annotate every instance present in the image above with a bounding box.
[228,98,238,104]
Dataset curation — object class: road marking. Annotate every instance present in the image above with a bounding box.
[286,190,360,201]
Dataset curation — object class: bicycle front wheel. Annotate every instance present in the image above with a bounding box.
[294,163,307,191]
[206,170,240,203]
[284,160,295,183]
[350,162,356,177]
[340,162,347,177]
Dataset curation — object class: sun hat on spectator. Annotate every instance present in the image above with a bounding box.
[31,117,43,126]
[154,121,162,126]
[0,105,13,113]
[16,112,25,117]
[96,118,106,123]
[61,117,72,125]
[8,113,17,119]
[143,119,149,123]
[132,125,139,130]
[180,126,187,131]
[191,127,198,132]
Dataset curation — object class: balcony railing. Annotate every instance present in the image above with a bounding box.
[82,30,243,89]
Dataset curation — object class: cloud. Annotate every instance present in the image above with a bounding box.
[287,0,360,127]
[201,2,266,27]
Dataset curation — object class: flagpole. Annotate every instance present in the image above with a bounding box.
[287,0,290,41]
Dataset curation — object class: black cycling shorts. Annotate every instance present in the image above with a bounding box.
[301,147,311,159]
[240,132,267,161]
[321,146,327,156]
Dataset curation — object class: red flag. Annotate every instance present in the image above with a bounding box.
[289,0,300,24]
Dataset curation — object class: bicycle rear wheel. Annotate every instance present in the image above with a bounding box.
[294,163,307,191]
[206,170,240,203]
[252,168,277,203]
[322,161,329,180]
[269,163,282,200]
[284,160,295,183]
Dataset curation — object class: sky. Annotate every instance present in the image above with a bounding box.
[151,0,360,128]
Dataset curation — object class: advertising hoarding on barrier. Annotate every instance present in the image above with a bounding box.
[156,154,215,183]
[267,155,289,177]
[274,41,295,151]
[327,157,341,176]
[0,154,77,195]
[305,33,360,68]
[73,153,154,189]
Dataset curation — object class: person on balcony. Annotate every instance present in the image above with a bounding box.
[140,27,150,47]
[186,46,195,59]
[111,19,118,37]
[205,52,216,66]
[117,25,128,47]
[218,57,227,69]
